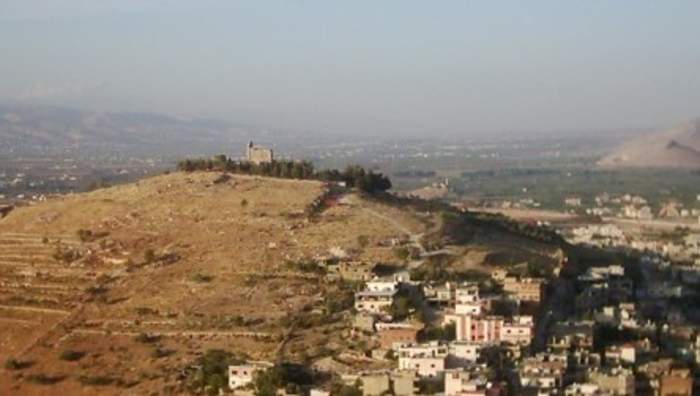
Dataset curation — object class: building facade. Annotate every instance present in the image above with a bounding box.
[246,141,274,164]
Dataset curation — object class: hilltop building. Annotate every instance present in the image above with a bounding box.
[246,141,274,164]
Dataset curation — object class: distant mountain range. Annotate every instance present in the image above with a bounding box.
[0,104,260,156]
[598,119,700,169]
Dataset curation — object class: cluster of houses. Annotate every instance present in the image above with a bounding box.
[222,201,700,396]
[223,252,700,396]
[570,223,700,268]
[540,262,697,396]
[346,271,550,395]
[223,268,549,395]
[575,193,700,224]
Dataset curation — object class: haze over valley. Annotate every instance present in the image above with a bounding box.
[2,2,700,396]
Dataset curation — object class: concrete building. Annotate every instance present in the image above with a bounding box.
[519,353,567,394]
[361,372,391,396]
[589,368,635,395]
[455,285,483,315]
[397,342,448,378]
[358,371,417,396]
[444,368,498,396]
[333,261,375,281]
[424,282,457,305]
[502,277,546,303]
[548,321,595,350]
[228,362,272,390]
[604,344,636,365]
[564,383,608,395]
[246,141,274,164]
[391,371,418,396]
[355,290,396,314]
[366,278,399,293]
[501,316,534,345]
[450,314,502,344]
[448,342,481,367]
[448,314,533,346]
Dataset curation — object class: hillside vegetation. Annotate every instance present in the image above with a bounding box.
[0,171,563,395]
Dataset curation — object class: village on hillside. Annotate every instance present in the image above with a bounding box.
[175,145,700,396]
[1,144,699,396]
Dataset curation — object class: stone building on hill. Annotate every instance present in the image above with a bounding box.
[246,141,274,164]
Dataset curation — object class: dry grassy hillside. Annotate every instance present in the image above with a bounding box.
[0,171,562,395]
[0,172,427,395]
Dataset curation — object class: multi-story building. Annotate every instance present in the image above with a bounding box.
[447,314,533,346]
[355,277,400,314]
[455,284,483,315]
[518,353,567,394]
[548,321,595,350]
[501,316,534,345]
[245,141,274,164]
[355,290,396,314]
[589,368,635,396]
[397,342,448,378]
[448,341,481,367]
[604,344,636,365]
[502,277,546,303]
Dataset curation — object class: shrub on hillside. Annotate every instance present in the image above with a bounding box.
[191,273,214,283]
[27,373,66,385]
[4,358,33,370]
[59,350,86,361]
[187,349,244,394]
[134,333,161,344]
[77,375,122,386]
[286,260,326,274]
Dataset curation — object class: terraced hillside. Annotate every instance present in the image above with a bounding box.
[0,171,564,395]
[0,172,428,395]
[0,233,89,356]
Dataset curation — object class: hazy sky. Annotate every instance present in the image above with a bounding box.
[1,1,699,136]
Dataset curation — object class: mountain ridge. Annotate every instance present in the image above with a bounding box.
[598,119,700,168]
[0,103,258,156]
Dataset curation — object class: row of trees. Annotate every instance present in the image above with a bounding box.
[177,155,392,193]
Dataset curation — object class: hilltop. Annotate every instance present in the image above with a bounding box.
[598,119,700,168]
[0,171,564,395]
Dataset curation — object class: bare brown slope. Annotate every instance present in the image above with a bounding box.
[0,172,426,395]
[598,119,700,168]
[0,171,562,395]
